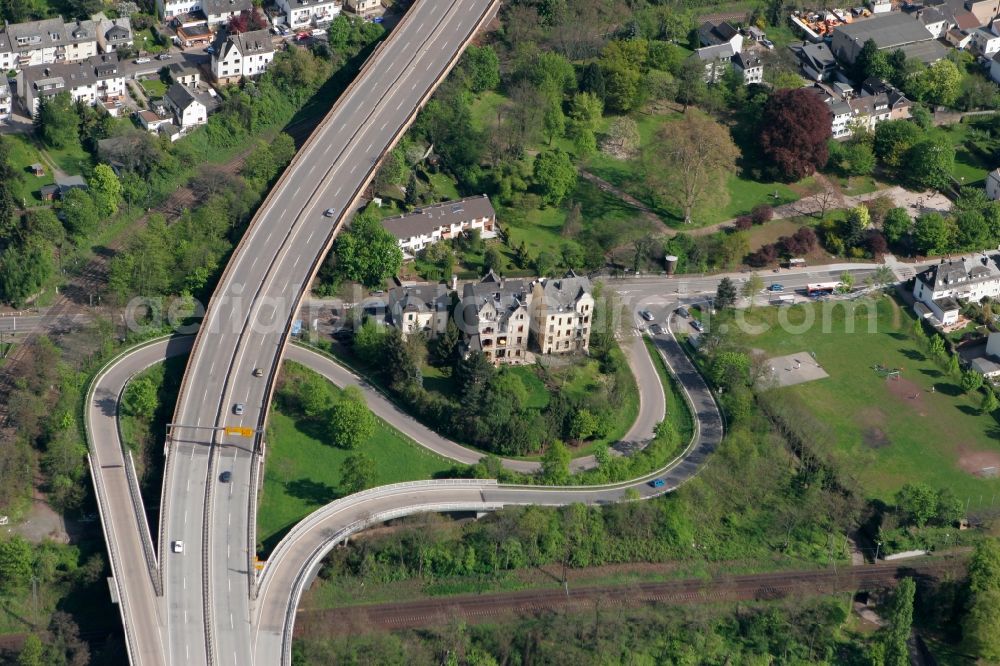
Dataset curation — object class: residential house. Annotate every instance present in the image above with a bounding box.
[698,20,744,51]
[691,43,737,83]
[344,0,381,16]
[63,19,98,62]
[790,41,839,81]
[972,332,1000,379]
[0,84,9,121]
[918,7,950,36]
[276,0,342,28]
[458,271,532,364]
[861,78,912,119]
[203,0,255,26]
[164,82,206,129]
[381,195,497,257]
[530,272,594,356]
[157,0,253,25]
[137,109,173,132]
[986,166,1000,198]
[913,254,1000,325]
[5,18,73,68]
[19,53,125,115]
[871,0,893,13]
[96,17,133,53]
[744,25,767,42]
[387,282,451,338]
[168,61,201,86]
[211,29,274,83]
[830,12,949,64]
[947,27,974,47]
[0,31,14,72]
[965,0,1000,27]
[732,51,763,84]
[971,26,1000,54]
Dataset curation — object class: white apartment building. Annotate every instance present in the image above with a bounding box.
[1,17,100,70]
[211,29,274,83]
[531,272,594,355]
[19,53,124,115]
[277,0,342,28]
[381,195,497,257]
[164,82,207,129]
[913,254,1000,325]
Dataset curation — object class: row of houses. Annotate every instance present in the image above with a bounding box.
[380,195,498,257]
[386,270,595,364]
[0,15,133,73]
[158,0,379,31]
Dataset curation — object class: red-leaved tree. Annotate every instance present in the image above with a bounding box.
[759,89,832,182]
[228,9,268,34]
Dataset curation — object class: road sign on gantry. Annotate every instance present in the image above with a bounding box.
[225,426,254,437]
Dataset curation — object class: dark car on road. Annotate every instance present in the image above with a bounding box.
[219,471,232,483]
[675,306,689,318]
[648,479,666,488]
[691,319,704,332]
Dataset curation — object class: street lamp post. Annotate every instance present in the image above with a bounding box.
[874,540,882,562]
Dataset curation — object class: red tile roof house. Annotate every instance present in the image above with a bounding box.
[381,194,497,258]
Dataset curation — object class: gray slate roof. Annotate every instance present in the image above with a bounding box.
[381,195,495,240]
[388,283,450,321]
[23,53,121,96]
[7,18,67,52]
[534,272,592,315]
[918,255,1000,291]
[202,0,253,15]
[833,12,936,49]
[165,82,200,111]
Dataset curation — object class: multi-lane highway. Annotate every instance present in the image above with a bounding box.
[160,0,503,664]
[86,300,722,663]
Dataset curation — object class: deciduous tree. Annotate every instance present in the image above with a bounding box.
[759,88,832,181]
[645,112,738,224]
[334,205,403,287]
[340,452,376,494]
[533,149,576,206]
[327,386,374,449]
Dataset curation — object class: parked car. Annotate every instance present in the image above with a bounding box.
[639,310,654,322]
[233,403,245,415]
[691,319,704,332]
[156,53,173,60]
[768,284,784,292]
[172,540,184,553]
[675,306,690,318]
[312,28,326,36]
[219,471,232,483]
[205,45,215,54]
[134,57,151,64]
[371,16,384,23]
[648,478,666,488]
[761,38,775,49]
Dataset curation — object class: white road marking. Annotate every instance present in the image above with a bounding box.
[184,510,188,524]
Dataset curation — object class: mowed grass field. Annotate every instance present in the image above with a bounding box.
[742,297,1000,506]
[257,367,456,554]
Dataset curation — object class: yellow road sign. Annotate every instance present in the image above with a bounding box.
[225,426,254,437]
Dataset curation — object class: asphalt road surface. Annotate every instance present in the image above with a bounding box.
[160,0,502,664]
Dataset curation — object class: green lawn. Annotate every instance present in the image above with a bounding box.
[3,134,55,205]
[741,298,1000,507]
[584,114,806,229]
[43,139,92,176]
[507,365,549,409]
[258,368,457,553]
[141,78,168,98]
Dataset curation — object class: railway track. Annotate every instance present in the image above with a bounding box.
[294,556,968,637]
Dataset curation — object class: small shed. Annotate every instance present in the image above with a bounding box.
[30,163,45,177]
[39,184,59,201]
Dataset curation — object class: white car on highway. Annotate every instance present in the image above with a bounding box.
[172,540,184,553]
[323,208,336,218]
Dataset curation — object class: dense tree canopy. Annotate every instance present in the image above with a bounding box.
[333,205,403,288]
[759,88,832,181]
